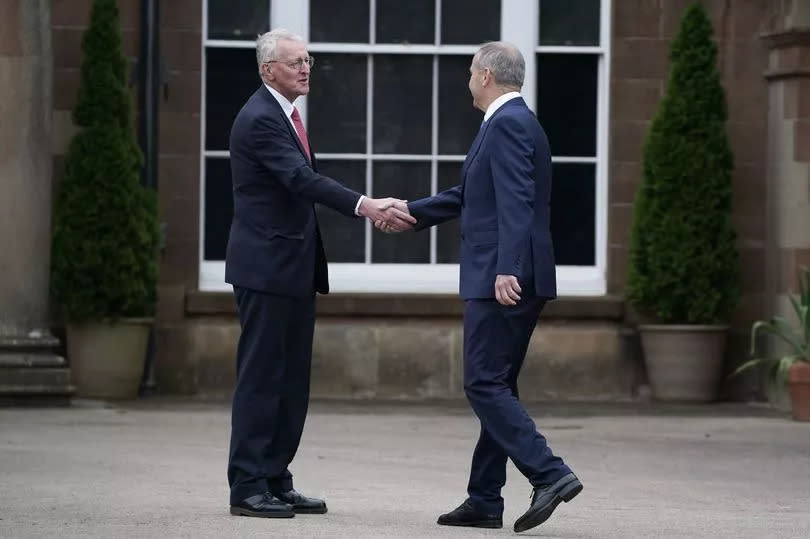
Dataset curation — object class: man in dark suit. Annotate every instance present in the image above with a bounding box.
[376,41,581,533]
[226,28,415,519]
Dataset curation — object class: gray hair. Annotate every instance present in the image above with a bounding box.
[474,41,525,89]
[256,28,305,76]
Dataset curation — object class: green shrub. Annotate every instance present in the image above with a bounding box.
[626,2,739,324]
[51,0,159,322]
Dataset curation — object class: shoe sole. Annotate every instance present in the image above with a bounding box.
[293,506,328,514]
[513,478,583,533]
[230,507,296,518]
[437,520,503,529]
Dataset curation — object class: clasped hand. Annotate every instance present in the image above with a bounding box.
[358,197,416,232]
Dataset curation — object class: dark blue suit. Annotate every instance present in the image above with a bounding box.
[409,97,570,516]
[225,86,362,504]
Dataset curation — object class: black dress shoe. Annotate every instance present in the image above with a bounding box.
[230,492,295,518]
[272,489,328,514]
[437,500,503,528]
[514,472,583,533]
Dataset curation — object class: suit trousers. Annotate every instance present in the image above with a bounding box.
[228,286,315,504]
[463,295,570,515]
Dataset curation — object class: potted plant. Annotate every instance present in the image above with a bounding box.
[731,268,810,421]
[50,0,160,399]
[626,3,739,401]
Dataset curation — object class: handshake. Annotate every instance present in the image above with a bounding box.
[357,197,416,233]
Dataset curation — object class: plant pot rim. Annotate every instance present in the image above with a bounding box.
[638,324,729,332]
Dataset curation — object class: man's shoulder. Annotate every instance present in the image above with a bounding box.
[490,105,540,135]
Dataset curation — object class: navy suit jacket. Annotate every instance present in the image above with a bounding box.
[408,97,557,300]
[225,86,362,297]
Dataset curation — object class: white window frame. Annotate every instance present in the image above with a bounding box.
[199,0,610,295]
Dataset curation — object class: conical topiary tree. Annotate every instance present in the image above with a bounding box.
[627,2,739,324]
[51,0,159,322]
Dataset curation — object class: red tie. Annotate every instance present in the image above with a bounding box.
[290,106,311,162]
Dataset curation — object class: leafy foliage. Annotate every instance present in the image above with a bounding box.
[626,2,739,323]
[51,0,159,322]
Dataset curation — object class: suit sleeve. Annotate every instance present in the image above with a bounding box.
[489,117,535,276]
[407,185,463,231]
[251,114,362,217]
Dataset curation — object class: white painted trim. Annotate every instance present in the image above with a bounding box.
[200,261,606,295]
[503,0,539,111]
[595,0,613,291]
[535,46,604,54]
[198,1,209,281]
[307,43,479,54]
[364,54,374,263]
[203,151,597,164]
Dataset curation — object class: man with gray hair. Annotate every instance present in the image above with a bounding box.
[226,28,415,519]
[377,41,582,533]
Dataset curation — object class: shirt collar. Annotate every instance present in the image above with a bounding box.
[483,91,521,122]
[264,83,296,119]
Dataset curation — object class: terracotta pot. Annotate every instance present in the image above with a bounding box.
[67,318,152,399]
[638,324,728,402]
[787,362,810,421]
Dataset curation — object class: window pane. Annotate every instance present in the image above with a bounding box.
[441,0,500,44]
[438,55,481,155]
[373,55,432,154]
[539,0,600,46]
[208,0,269,40]
[437,162,462,263]
[204,158,233,261]
[550,163,595,266]
[309,54,367,153]
[376,0,435,44]
[206,48,259,150]
[315,161,366,262]
[536,54,597,157]
[371,162,431,263]
[310,0,369,43]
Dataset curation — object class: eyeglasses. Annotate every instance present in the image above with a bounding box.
[265,56,315,70]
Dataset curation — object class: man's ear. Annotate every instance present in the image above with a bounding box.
[262,63,274,81]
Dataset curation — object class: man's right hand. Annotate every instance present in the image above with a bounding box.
[359,197,416,232]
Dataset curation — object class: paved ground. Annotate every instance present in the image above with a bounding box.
[1,399,809,538]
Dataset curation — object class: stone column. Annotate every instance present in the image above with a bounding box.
[0,0,72,402]
[762,4,810,322]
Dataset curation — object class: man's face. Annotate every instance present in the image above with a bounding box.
[264,39,311,101]
[468,57,485,112]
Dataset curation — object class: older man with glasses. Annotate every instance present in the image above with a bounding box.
[225,28,415,519]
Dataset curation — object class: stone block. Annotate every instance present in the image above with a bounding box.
[610,121,649,162]
[311,321,378,398]
[190,322,239,396]
[154,325,194,394]
[610,160,642,205]
[377,322,456,399]
[611,78,662,122]
[519,322,634,400]
[614,0,660,39]
[611,38,669,80]
[608,203,633,247]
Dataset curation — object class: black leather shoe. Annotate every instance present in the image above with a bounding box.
[230,492,295,518]
[272,489,327,514]
[437,500,503,528]
[514,472,583,533]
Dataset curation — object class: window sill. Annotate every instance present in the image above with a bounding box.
[185,290,624,320]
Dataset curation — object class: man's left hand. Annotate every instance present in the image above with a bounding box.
[495,274,521,306]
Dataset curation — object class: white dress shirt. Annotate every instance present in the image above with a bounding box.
[263,84,365,215]
[483,91,522,122]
